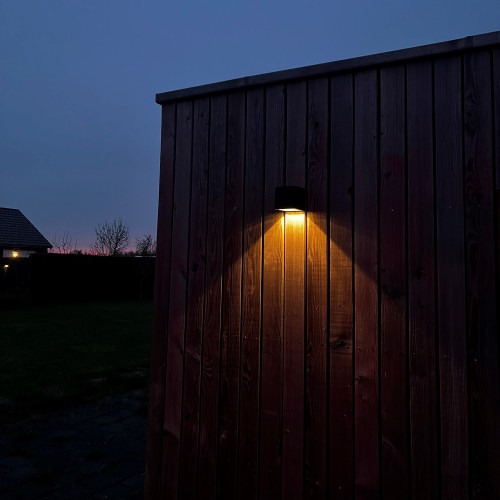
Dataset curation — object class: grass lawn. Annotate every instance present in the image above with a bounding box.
[0,300,153,423]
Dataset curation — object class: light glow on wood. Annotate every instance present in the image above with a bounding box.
[284,213,305,225]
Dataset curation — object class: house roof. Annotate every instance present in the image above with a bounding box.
[0,207,52,249]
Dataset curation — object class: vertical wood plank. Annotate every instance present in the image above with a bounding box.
[259,84,285,500]
[282,80,306,500]
[354,68,379,500]
[330,73,354,500]
[305,77,328,499]
[494,55,500,496]
[197,94,227,499]
[494,49,500,190]
[493,51,500,451]
[160,100,193,499]
[463,50,500,499]
[218,90,245,500]
[407,60,439,500]
[179,98,210,500]
[434,55,468,500]
[238,88,264,500]
[145,103,176,499]
[379,64,409,499]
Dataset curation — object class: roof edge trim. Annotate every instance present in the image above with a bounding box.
[156,30,500,104]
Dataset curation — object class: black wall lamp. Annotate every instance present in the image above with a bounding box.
[274,186,305,212]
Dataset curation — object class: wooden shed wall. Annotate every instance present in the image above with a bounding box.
[146,43,500,500]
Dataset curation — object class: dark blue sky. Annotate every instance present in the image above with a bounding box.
[1,1,499,250]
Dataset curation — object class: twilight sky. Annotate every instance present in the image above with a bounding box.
[1,1,499,250]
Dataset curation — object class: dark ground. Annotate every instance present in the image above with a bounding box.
[0,300,152,498]
[0,300,153,423]
[0,388,148,499]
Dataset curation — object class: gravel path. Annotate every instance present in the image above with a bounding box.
[0,389,148,499]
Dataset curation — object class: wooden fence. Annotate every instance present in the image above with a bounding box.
[146,32,500,499]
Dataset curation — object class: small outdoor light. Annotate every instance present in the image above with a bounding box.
[11,251,19,258]
[274,186,305,212]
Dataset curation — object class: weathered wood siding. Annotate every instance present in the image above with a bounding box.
[147,36,500,499]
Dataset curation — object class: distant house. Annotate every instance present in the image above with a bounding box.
[0,207,52,258]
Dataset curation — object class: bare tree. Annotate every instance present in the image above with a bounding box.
[51,231,77,254]
[90,218,129,256]
[135,234,156,256]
